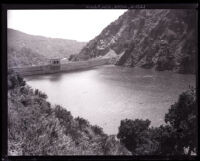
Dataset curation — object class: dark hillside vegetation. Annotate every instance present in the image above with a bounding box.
[117,87,197,155]
[8,70,197,156]
[8,71,131,155]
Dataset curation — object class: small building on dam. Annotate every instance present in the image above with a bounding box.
[49,58,61,71]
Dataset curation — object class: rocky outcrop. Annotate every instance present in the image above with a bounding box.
[73,10,197,74]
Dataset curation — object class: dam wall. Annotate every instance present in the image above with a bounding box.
[61,58,110,71]
[9,58,111,76]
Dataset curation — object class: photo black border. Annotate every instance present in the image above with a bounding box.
[1,1,199,161]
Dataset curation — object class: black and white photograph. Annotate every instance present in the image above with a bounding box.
[4,4,198,157]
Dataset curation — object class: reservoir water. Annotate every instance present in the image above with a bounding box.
[25,65,195,134]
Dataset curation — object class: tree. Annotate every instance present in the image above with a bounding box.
[53,105,73,127]
[34,89,48,99]
[117,119,152,155]
[151,125,178,155]
[91,125,105,136]
[75,117,89,130]
[8,70,26,89]
[165,87,197,155]
[117,87,197,156]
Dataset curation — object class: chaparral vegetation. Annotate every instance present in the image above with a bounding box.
[8,70,197,155]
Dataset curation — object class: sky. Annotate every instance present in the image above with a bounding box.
[7,9,127,42]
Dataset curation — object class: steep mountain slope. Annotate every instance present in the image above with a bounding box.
[73,10,197,74]
[8,29,87,67]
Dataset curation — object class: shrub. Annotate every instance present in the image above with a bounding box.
[92,125,104,136]
[117,87,197,155]
[75,117,89,130]
[34,89,48,99]
[8,70,26,89]
[54,105,73,124]
[164,87,197,155]
[117,119,151,155]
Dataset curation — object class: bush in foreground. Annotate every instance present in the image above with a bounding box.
[117,87,197,155]
[8,71,131,155]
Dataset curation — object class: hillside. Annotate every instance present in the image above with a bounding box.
[8,70,131,155]
[7,29,86,67]
[72,10,197,74]
[7,46,48,68]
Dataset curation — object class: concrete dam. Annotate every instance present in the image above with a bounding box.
[9,58,111,76]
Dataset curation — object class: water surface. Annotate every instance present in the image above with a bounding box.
[25,65,195,134]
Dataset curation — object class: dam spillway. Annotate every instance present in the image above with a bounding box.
[9,58,111,76]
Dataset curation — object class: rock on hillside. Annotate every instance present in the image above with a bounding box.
[73,10,197,74]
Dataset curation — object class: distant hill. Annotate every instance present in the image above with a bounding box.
[8,46,47,68]
[7,29,87,67]
[72,10,197,74]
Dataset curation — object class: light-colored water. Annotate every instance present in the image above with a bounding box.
[25,65,195,134]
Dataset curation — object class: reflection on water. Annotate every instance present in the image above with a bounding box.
[25,65,196,134]
[49,74,63,82]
